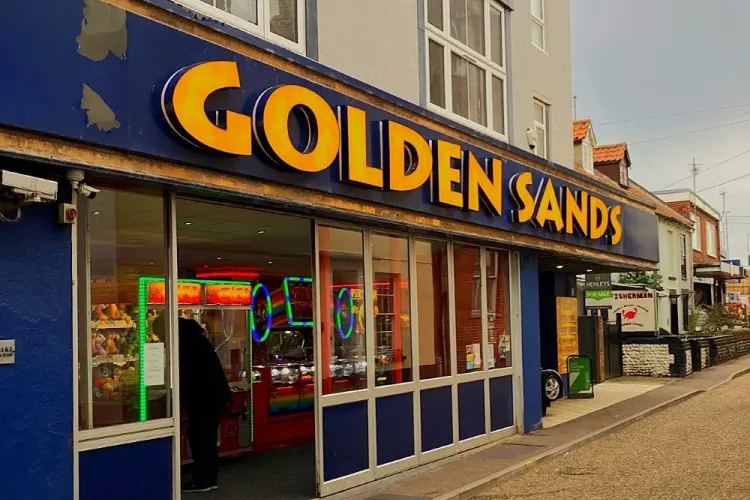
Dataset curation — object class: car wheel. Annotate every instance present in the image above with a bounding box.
[544,373,561,401]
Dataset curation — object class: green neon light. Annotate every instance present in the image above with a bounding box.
[137,276,252,422]
[250,283,272,342]
[282,277,314,327]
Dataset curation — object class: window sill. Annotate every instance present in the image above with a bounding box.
[426,103,510,144]
[532,43,549,55]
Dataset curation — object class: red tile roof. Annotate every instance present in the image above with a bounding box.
[628,182,693,228]
[594,143,627,164]
[573,119,591,142]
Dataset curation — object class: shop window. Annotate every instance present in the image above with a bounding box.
[453,244,483,374]
[175,199,315,452]
[426,0,508,137]
[318,226,368,394]
[174,0,305,53]
[79,189,169,430]
[370,234,413,385]
[416,240,451,380]
[486,249,511,369]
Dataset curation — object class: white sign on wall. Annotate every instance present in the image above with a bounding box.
[586,290,657,333]
[0,339,15,365]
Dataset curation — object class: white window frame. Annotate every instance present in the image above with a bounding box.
[692,214,701,251]
[424,0,509,140]
[531,0,546,52]
[170,0,306,54]
[533,98,548,159]
[680,233,688,280]
[582,141,593,172]
[619,163,629,187]
[706,220,717,257]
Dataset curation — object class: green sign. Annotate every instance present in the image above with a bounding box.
[567,355,594,399]
[585,289,612,300]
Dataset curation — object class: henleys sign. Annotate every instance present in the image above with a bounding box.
[161,60,622,246]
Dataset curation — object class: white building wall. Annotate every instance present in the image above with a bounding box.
[316,0,421,104]
[510,0,574,168]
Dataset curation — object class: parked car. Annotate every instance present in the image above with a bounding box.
[541,368,563,415]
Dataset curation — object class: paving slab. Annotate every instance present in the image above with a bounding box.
[334,354,750,500]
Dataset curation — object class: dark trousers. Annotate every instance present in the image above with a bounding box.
[187,407,220,484]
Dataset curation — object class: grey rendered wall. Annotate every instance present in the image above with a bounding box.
[316,0,421,105]
[509,0,573,168]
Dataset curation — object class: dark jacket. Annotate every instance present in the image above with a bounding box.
[178,318,231,413]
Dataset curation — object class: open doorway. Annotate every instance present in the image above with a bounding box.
[173,198,316,499]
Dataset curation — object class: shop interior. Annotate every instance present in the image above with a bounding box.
[82,189,319,498]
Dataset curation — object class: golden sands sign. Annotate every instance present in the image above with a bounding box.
[160,61,622,246]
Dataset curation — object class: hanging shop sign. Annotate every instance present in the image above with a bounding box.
[0,9,657,262]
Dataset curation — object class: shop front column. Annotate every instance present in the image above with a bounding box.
[519,251,542,433]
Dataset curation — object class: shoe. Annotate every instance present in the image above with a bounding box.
[182,481,218,493]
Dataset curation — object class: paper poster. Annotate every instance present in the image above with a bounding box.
[487,343,496,369]
[143,342,165,386]
[465,344,482,370]
[555,297,579,374]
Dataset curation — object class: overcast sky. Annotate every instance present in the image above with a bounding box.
[571,0,750,260]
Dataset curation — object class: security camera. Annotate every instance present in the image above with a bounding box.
[0,170,58,203]
[526,128,538,150]
[67,169,99,199]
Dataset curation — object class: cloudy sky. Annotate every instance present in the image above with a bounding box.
[571,0,750,260]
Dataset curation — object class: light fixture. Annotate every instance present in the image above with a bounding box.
[586,269,593,272]
[268,261,273,264]
[257,230,265,234]
[184,221,192,226]
[556,265,564,269]
[93,211,101,215]
[217,257,222,260]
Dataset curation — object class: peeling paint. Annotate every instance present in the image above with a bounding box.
[77,0,127,62]
[81,84,121,132]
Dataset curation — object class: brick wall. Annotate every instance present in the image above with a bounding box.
[665,200,720,264]
[453,246,509,373]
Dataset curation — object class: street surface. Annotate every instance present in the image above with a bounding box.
[479,374,750,500]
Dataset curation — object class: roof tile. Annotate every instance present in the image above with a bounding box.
[573,119,591,142]
[594,143,627,164]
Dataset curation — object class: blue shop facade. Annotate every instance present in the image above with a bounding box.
[0,2,659,499]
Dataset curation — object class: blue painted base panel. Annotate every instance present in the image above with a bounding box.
[376,393,415,465]
[322,401,369,482]
[489,376,514,431]
[458,381,485,440]
[420,386,453,452]
[80,438,173,500]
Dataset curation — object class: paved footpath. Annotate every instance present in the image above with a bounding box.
[342,356,750,500]
[479,370,750,500]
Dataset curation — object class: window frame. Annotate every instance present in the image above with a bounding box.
[170,0,306,54]
[692,214,702,251]
[706,220,717,257]
[530,0,546,52]
[533,98,549,159]
[680,234,688,280]
[424,0,509,140]
[581,141,593,173]
[619,164,629,187]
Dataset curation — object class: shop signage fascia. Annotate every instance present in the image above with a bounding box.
[0,4,658,262]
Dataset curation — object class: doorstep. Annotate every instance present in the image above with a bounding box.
[334,356,750,500]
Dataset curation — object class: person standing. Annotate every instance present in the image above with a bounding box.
[154,316,231,493]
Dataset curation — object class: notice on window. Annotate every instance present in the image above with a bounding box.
[556,297,579,374]
[143,342,165,386]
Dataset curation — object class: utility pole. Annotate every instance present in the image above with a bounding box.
[720,190,729,256]
[691,157,700,227]
[573,95,578,120]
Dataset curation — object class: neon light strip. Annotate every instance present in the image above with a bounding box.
[335,287,355,339]
[282,277,314,327]
[137,276,252,422]
[250,283,273,342]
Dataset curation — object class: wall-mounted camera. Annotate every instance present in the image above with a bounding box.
[526,128,538,151]
[67,169,100,200]
[0,170,58,204]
